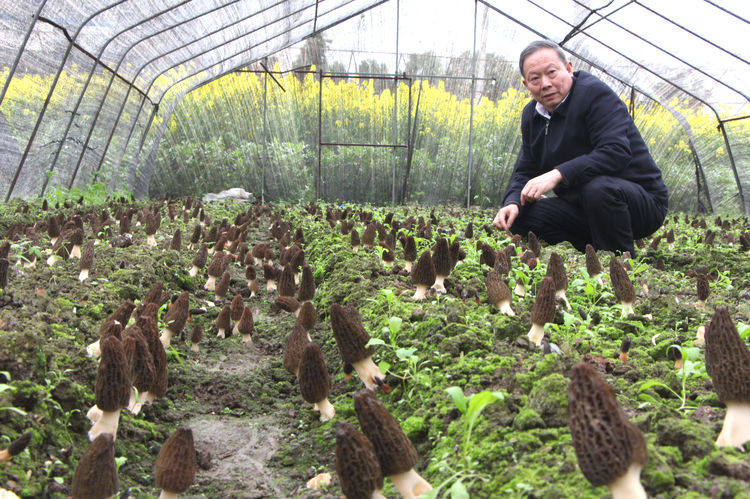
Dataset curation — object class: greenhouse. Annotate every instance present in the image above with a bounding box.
[1,1,750,498]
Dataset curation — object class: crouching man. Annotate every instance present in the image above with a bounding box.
[493,40,668,255]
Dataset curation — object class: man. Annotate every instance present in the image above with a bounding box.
[493,40,668,255]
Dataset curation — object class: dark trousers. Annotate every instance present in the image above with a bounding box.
[509,176,668,255]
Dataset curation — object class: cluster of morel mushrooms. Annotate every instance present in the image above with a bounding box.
[1,197,750,498]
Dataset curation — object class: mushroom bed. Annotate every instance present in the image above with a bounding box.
[1,198,750,499]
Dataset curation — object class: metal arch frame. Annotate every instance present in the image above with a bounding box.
[4,0,129,202]
[65,0,252,191]
[481,0,745,213]
[0,0,48,107]
[41,0,193,197]
[132,0,391,197]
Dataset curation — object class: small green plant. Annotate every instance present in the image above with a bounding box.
[638,344,706,413]
[739,322,750,340]
[424,387,505,498]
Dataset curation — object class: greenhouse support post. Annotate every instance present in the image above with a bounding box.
[717,120,747,214]
[0,0,47,108]
[391,0,400,205]
[262,59,268,204]
[317,69,323,199]
[466,0,478,208]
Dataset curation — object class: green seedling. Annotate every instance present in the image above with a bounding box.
[638,344,706,413]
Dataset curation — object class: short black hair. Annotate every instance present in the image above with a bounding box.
[519,40,567,77]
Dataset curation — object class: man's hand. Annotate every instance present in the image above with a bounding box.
[520,169,563,205]
[493,204,519,231]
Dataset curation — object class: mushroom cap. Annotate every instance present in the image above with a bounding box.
[354,389,417,476]
[230,294,245,321]
[206,252,225,278]
[527,231,541,257]
[216,305,232,332]
[609,256,635,303]
[141,281,165,307]
[546,252,568,292]
[411,250,436,288]
[214,272,231,298]
[245,264,256,281]
[139,316,168,398]
[192,244,208,268]
[696,273,710,301]
[362,223,376,246]
[79,240,95,270]
[568,362,647,487]
[336,422,384,498]
[252,243,268,259]
[190,324,203,343]
[296,301,316,332]
[6,431,32,457]
[122,326,155,393]
[464,222,474,239]
[278,264,297,297]
[530,276,556,326]
[0,258,8,289]
[432,238,452,276]
[284,322,311,375]
[163,291,190,334]
[493,250,510,276]
[486,269,511,306]
[584,244,601,277]
[263,262,278,281]
[297,265,315,302]
[47,215,60,238]
[298,342,331,404]
[237,307,255,336]
[109,300,136,329]
[275,295,300,314]
[480,244,496,267]
[95,336,131,411]
[72,434,119,498]
[403,235,417,262]
[330,303,373,363]
[705,307,750,403]
[189,223,202,244]
[154,428,196,494]
[350,228,361,247]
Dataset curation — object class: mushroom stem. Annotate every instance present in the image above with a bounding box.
[528,323,545,346]
[216,328,226,339]
[86,340,101,357]
[46,254,59,266]
[352,245,360,253]
[241,333,253,344]
[413,284,428,301]
[404,261,413,273]
[190,343,199,352]
[433,275,447,294]
[620,301,634,318]
[716,401,750,449]
[513,282,526,297]
[22,257,36,269]
[497,299,515,316]
[188,266,199,277]
[87,404,103,424]
[607,463,646,499]
[372,491,388,499]
[351,357,386,391]
[0,449,10,462]
[266,279,277,292]
[159,327,176,347]
[158,491,179,499]
[146,235,157,247]
[314,398,336,422]
[70,244,82,259]
[555,289,570,310]
[388,468,432,499]
[204,275,217,291]
[78,268,90,282]
[88,409,121,442]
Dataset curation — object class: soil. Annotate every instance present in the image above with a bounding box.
[0,199,749,498]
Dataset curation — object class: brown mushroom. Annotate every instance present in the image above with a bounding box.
[585,244,602,284]
[402,235,417,273]
[527,231,541,257]
[48,215,60,246]
[704,307,750,448]
[297,264,315,303]
[350,228,361,253]
[298,342,335,421]
[160,291,189,347]
[122,326,155,415]
[0,431,32,463]
[214,272,231,299]
[188,223,202,251]
[190,324,203,353]
[619,336,632,363]
[204,252,225,290]
[189,243,208,278]
[144,212,159,247]
[610,256,635,317]
[137,311,168,408]
[68,227,84,259]
[296,301,316,333]
[362,223,376,248]
[696,273,709,310]
[354,389,432,498]
[89,336,130,441]
[546,252,570,309]
[278,264,297,297]
[486,269,514,316]
[72,433,119,499]
[336,422,386,499]
[263,262,278,292]
[284,322,312,376]
[154,428,196,498]
[275,295,301,316]
[528,276,556,346]
[245,264,258,297]
[216,305,231,339]
[431,238,451,294]
[236,306,255,344]
[568,362,647,499]
[78,240,95,282]
[330,303,387,391]
[411,251,435,301]
[0,258,8,290]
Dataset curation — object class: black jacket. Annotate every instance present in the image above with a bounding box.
[502,70,668,207]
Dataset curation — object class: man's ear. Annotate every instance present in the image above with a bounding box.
[521,78,528,90]
[565,61,573,74]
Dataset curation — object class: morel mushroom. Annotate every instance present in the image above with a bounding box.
[298,264,315,303]
[298,342,335,421]
[527,231,541,257]
[78,240,95,282]
[546,252,570,310]
[278,264,297,297]
[431,238,451,294]
[89,336,130,441]
[0,258,8,290]
[403,235,417,273]
[123,326,155,415]
[528,276,556,346]
[72,434,119,499]
[137,312,168,408]
[154,428,196,499]
[263,263,278,292]
[351,228,361,252]
[284,322,312,376]
[48,215,60,246]
[610,257,635,317]
[486,269,514,316]
[214,272,230,299]
[696,273,709,310]
[0,431,32,462]
[275,295,301,316]
[411,251,435,301]
[296,301,316,332]
[619,336,632,363]
[336,422,385,499]
[354,389,432,498]
[216,305,231,339]
[190,324,203,352]
[568,362,648,499]
[189,243,208,278]
[144,212,159,247]
[68,228,84,259]
[585,244,602,284]
[204,252,225,291]
[704,307,750,449]
[160,291,189,347]
[362,223,376,248]
[236,306,255,344]
[330,303,387,391]
[245,264,258,297]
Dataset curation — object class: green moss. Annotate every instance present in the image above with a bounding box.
[526,373,569,428]
[513,408,544,431]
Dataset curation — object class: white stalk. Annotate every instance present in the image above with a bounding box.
[87,404,103,424]
[22,256,36,269]
[204,275,217,291]
[266,280,276,292]
[498,299,515,316]
[158,490,178,499]
[352,357,386,391]
[50,236,58,247]
[352,245,360,253]
[159,328,176,347]
[314,398,335,421]
[241,334,253,344]
[514,282,526,297]
[404,261,413,273]
[188,265,199,277]
[216,328,226,339]
[371,491,387,499]
[607,463,647,499]
[389,468,433,499]
[190,343,199,352]
[433,275,447,294]
[46,254,59,267]
[78,268,90,282]
[413,284,428,301]
[555,289,570,310]
[69,244,81,259]
[715,401,750,449]
[620,301,634,318]
[86,340,101,358]
[528,323,545,345]
[248,279,258,297]
[146,235,157,247]
[88,409,121,442]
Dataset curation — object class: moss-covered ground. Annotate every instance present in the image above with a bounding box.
[0,198,749,498]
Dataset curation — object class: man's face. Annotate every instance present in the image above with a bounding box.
[522,48,574,113]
